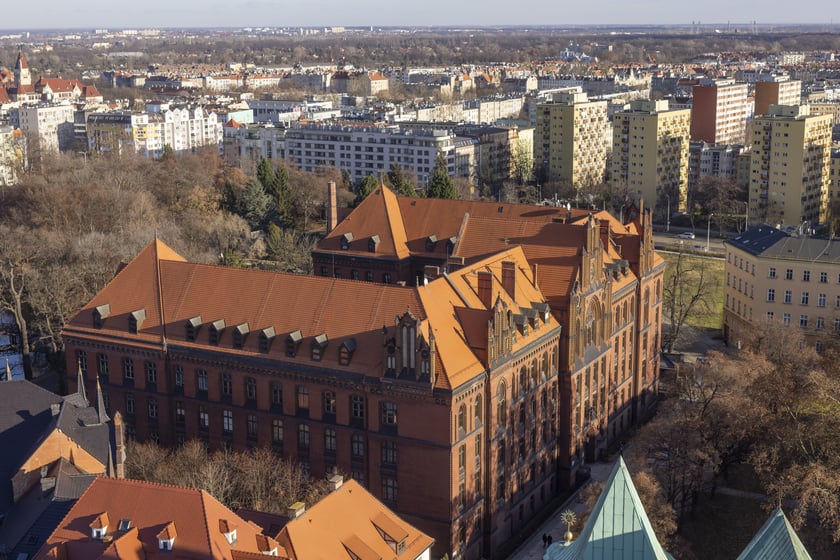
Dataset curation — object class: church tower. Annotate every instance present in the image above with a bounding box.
[14,49,31,87]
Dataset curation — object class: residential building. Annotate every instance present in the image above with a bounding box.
[687,141,749,193]
[222,120,287,172]
[276,478,434,560]
[830,150,840,203]
[690,79,750,145]
[723,225,840,354]
[535,90,609,189]
[754,76,801,117]
[62,237,564,560]
[611,99,691,216]
[0,125,24,185]
[33,477,279,560]
[18,102,75,153]
[749,105,833,227]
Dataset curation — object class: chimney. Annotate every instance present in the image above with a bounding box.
[477,271,493,308]
[327,180,338,233]
[423,265,441,283]
[501,261,516,297]
[531,263,539,288]
[114,411,126,479]
[287,502,306,519]
[328,474,344,492]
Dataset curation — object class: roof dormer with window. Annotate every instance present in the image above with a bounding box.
[286,330,302,357]
[209,319,225,345]
[259,326,275,353]
[233,322,250,349]
[341,232,354,250]
[90,512,109,540]
[312,333,328,361]
[157,521,177,551]
[93,304,110,329]
[219,519,237,545]
[129,309,146,334]
[185,315,202,342]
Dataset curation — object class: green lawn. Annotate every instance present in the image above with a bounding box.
[662,252,725,331]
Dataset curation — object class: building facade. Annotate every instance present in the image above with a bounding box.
[749,105,833,227]
[18,102,75,154]
[535,90,609,189]
[754,77,801,117]
[611,99,691,216]
[690,79,750,145]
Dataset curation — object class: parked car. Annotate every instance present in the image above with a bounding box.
[678,232,695,239]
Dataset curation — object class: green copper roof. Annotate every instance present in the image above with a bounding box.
[545,457,672,560]
[736,508,813,560]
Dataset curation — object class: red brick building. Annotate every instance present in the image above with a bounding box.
[63,187,663,559]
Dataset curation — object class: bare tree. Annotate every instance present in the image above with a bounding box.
[662,247,717,352]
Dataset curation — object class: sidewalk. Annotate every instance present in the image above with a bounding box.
[508,459,616,560]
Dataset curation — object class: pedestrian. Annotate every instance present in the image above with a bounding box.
[542,533,547,548]
[547,534,553,546]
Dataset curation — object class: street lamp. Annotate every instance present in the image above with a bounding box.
[706,213,714,252]
[666,194,671,233]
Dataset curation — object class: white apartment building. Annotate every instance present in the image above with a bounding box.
[284,124,457,184]
[0,125,23,185]
[18,102,75,153]
[691,79,750,145]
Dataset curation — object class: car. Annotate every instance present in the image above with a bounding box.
[678,232,695,239]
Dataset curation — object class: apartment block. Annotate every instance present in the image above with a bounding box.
[690,79,750,145]
[749,105,833,227]
[724,225,840,355]
[535,90,609,189]
[611,99,691,215]
[754,77,801,117]
[18,102,75,153]
[0,125,23,185]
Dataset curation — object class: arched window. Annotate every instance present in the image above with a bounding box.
[497,381,507,427]
[475,394,483,426]
[457,404,466,437]
[519,367,527,396]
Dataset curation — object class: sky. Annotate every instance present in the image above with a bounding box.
[1,0,836,30]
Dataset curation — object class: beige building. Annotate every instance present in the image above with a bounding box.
[535,90,609,190]
[754,77,801,116]
[691,79,750,145]
[831,150,840,203]
[749,105,833,227]
[724,225,840,354]
[611,99,691,215]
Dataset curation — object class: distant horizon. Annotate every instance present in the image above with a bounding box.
[2,0,839,33]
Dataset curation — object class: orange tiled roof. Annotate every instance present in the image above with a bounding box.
[33,477,273,560]
[276,479,433,560]
[0,88,9,103]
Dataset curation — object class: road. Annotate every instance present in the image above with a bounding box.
[653,232,726,254]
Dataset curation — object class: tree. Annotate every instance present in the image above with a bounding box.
[356,174,380,204]
[426,154,457,199]
[386,163,416,196]
[240,178,272,230]
[511,137,534,186]
[0,228,35,379]
[256,157,276,193]
[662,247,717,352]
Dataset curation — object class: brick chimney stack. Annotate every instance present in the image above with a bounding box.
[327,181,338,233]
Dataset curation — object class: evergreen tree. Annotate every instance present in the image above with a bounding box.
[387,163,416,197]
[240,178,271,230]
[256,158,276,194]
[273,164,295,228]
[356,174,380,204]
[425,154,457,199]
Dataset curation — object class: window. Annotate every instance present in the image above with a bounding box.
[784,290,792,304]
[298,424,310,449]
[803,270,811,282]
[125,393,135,415]
[835,318,840,332]
[351,433,365,459]
[816,341,824,354]
[819,294,826,308]
[459,444,466,473]
[325,428,336,452]
[785,269,793,280]
[199,406,209,429]
[175,401,185,423]
[323,391,336,414]
[820,272,828,283]
[783,313,791,325]
[769,267,776,279]
[800,315,809,328]
[381,401,397,425]
[382,440,397,465]
[383,273,391,284]
[148,398,157,419]
[197,369,208,392]
[767,312,774,321]
[271,382,282,408]
[98,354,109,377]
[365,270,374,282]
[272,419,283,443]
[174,365,184,388]
[817,317,825,330]
[382,477,398,503]
[145,362,157,384]
[801,292,810,305]
[222,374,232,396]
[123,358,134,380]
[767,289,775,302]
[77,350,87,374]
[223,410,233,433]
[247,414,257,437]
[245,377,257,401]
[297,386,309,410]
[351,395,365,421]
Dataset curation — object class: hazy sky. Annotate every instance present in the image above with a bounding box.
[1,1,836,30]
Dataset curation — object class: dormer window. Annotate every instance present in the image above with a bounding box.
[514,314,528,336]
[312,333,328,361]
[185,316,202,342]
[92,304,110,329]
[425,235,437,252]
[256,535,281,557]
[368,235,380,253]
[118,519,132,533]
[219,520,237,545]
[129,309,146,334]
[385,341,397,374]
[341,232,354,250]
[209,319,225,345]
[286,330,303,357]
[447,236,457,255]
[89,512,109,540]
[233,322,250,349]
[259,327,275,353]
[157,521,176,551]
[339,338,357,366]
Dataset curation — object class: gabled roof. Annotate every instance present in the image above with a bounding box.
[33,477,273,560]
[546,457,672,560]
[275,479,433,560]
[736,508,813,560]
[321,186,410,259]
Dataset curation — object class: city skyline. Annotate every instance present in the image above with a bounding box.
[1,0,838,32]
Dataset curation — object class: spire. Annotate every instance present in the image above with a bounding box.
[3,357,10,381]
[76,362,88,406]
[95,375,110,424]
